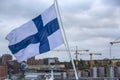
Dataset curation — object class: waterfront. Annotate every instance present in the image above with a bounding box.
[1,72,120,80]
[1,54,120,80]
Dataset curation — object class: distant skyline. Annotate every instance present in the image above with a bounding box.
[0,0,120,62]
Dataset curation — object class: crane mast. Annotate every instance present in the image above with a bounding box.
[110,41,120,45]
[89,53,101,68]
[54,46,89,70]
[74,46,89,70]
[110,40,120,58]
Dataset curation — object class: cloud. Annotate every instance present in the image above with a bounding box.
[61,0,93,13]
[0,0,120,61]
[0,0,53,20]
[102,0,120,6]
[61,0,120,30]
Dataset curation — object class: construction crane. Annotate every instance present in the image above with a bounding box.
[109,40,120,66]
[54,46,89,70]
[74,46,89,70]
[110,41,120,45]
[89,53,102,68]
[110,41,120,59]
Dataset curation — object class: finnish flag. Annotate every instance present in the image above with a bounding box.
[6,4,64,62]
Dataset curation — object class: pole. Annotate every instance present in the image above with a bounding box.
[54,0,79,79]
[50,69,54,80]
[109,44,112,59]
[90,54,93,69]
[75,46,79,72]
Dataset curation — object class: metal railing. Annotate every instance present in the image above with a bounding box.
[1,77,120,80]
[78,77,120,80]
[24,77,120,80]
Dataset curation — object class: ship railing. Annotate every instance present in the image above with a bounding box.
[77,77,120,80]
[61,77,120,80]
[24,77,120,80]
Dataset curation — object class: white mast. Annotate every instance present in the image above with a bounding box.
[54,0,79,79]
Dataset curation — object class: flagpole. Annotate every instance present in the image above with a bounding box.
[54,0,79,79]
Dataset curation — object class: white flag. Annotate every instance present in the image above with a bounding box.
[6,4,63,62]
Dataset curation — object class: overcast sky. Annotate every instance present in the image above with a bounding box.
[0,0,120,62]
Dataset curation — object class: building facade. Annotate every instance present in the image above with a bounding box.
[0,65,8,79]
[1,54,12,65]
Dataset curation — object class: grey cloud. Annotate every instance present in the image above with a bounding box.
[0,20,2,23]
[65,22,120,44]
[1,0,120,60]
[65,2,92,12]
[102,0,120,6]
[89,8,116,19]
[80,20,119,29]
[62,12,119,29]
[60,0,93,14]
[0,0,49,19]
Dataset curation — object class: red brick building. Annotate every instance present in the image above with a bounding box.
[1,54,12,65]
[8,60,21,74]
[27,57,43,65]
[0,65,8,79]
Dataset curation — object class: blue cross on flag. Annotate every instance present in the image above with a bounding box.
[6,4,64,62]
